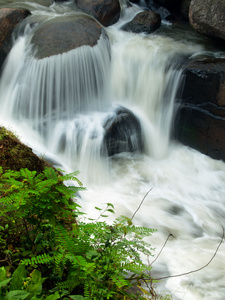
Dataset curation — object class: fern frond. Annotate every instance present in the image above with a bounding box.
[57,278,80,292]
[21,253,53,266]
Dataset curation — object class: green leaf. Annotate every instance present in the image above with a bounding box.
[6,290,30,300]
[25,269,43,295]
[10,265,26,291]
[94,207,102,211]
[0,266,7,282]
[44,291,61,300]
[68,296,84,300]
[106,203,114,208]
[0,278,12,288]
[34,233,43,244]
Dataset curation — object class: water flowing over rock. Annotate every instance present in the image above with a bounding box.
[31,16,108,59]
[0,8,30,70]
[75,0,121,26]
[189,0,225,41]
[121,11,161,34]
[103,106,143,156]
[174,58,225,161]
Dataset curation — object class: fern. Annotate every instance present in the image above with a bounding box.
[0,166,161,299]
[21,253,53,266]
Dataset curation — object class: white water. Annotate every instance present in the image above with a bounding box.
[0,2,225,299]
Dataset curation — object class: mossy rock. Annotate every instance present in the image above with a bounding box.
[0,127,49,172]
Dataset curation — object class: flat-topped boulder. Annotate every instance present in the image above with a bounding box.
[31,15,108,59]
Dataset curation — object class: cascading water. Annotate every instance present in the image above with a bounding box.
[1,2,225,299]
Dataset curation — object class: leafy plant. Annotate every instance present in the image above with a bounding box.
[0,166,164,299]
[0,166,84,266]
[0,264,60,300]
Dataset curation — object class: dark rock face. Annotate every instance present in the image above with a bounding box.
[181,58,225,107]
[121,11,161,34]
[75,0,121,27]
[0,8,30,70]
[153,0,179,9]
[180,0,191,20]
[104,106,143,156]
[189,0,225,41]
[175,104,225,160]
[31,16,107,59]
[174,58,225,161]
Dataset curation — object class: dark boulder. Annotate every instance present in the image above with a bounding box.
[75,0,121,27]
[0,8,30,70]
[189,0,225,41]
[174,104,225,161]
[121,11,161,34]
[103,106,143,156]
[180,58,225,107]
[31,16,108,59]
[174,58,225,161]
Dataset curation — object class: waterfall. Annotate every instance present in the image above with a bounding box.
[0,18,194,181]
[1,3,225,300]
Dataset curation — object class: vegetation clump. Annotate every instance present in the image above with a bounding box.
[0,126,168,299]
[0,127,48,173]
[0,166,158,299]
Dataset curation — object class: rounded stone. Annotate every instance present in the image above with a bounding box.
[31,15,107,59]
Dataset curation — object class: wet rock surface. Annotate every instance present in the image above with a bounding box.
[0,8,30,70]
[75,0,121,26]
[121,11,161,34]
[174,58,225,161]
[103,106,143,156]
[31,16,107,59]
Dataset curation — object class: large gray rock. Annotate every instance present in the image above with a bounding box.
[174,58,225,161]
[75,0,121,26]
[31,16,108,59]
[121,11,161,34]
[189,0,225,41]
[0,8,30,70]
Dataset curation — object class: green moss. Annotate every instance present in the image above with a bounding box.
[0,126,49,173]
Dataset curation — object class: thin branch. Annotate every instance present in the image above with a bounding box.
[127,226,224,283]
[130,188,152,222]
[154,225,224,281]
[151,233,175,266]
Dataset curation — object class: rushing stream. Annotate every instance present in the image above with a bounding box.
[0,1,225,299]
